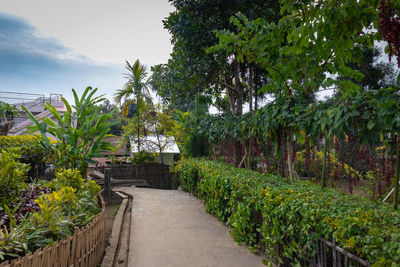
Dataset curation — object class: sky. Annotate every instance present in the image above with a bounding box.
[0,0,174,103]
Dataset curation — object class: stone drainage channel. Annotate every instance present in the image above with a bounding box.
[101,191,133,267]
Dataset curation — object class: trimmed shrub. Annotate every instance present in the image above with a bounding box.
[177,158,400,266]
[0,135,45,158]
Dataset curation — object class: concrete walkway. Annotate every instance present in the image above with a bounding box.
[116,187,264,267]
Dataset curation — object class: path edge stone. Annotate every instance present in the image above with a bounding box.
[101,194,128,266]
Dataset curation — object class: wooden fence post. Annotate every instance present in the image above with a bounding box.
[104,168,112,204]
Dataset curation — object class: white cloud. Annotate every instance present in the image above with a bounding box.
[1,0,174,65]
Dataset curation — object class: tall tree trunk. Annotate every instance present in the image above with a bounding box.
[247,139,252,170]
[277,128,287,177]
[137,97,141,151]
[249,68,253,112]
[254,93,258,110]
[286,129,295,183]
[234,61,244,116]
[233,59,244,167]
[155,127,164,165]
[254,69,259,111]
[234,142,241,167]
[225,75,236,114]
[321,136,329,188]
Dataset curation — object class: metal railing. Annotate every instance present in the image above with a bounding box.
[0,91,63,131]
[0,91,63,109]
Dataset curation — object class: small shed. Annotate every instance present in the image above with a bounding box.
[130,135,180,165]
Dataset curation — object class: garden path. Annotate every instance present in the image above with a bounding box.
[115,187,264,267]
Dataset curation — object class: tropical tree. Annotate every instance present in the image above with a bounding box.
[161,0,281,167]
[22,87,119,177]
[209,0,379,180]
[98,99,122,136]
[123,104,181,164]
[342,45,399,91]
[114,60,152,151]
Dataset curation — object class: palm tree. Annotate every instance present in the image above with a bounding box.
[114,60,153,151]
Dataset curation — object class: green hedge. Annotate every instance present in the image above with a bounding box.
[0,135,45,158]
[177,158,400,266]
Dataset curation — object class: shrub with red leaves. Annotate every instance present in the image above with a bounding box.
[0,186,50,229]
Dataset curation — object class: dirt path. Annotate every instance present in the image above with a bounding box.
[116,187,264,267]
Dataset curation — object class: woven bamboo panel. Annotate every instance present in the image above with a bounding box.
[100,163,174,189]
[0,196,106,267]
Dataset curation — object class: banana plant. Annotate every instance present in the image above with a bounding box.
[22,87,120,178]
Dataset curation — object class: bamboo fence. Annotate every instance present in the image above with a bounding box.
[0,196,106,267]
[99,163,177,189]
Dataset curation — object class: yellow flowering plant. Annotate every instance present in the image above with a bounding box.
[295,149,362,187]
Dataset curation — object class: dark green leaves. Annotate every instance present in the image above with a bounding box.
[178,158,400,265]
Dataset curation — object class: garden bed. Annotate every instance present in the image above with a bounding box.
[0,195,105,267]
[0,150,103,264]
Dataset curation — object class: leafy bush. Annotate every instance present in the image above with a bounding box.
[178,158,400,266]
[0,135,46,159]
[0,185,50,229]
[0,168,101,262]
[0,149,29,206]
[47,169,101,198]
[0,204,51,261]
[129,150,156,165]
[45,169,101,226]
[0,135,51,180]
[31,189,74,240]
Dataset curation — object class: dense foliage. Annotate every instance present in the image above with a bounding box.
[0,135,45,159]
[187,87,400,207]
[0,164,100,262]
[0,149,29,206]
[0,88,108,263]
[23,87,119,177]
[98,99,122,136]
[128,150,156,165]
[178,158,400,266]
[379,0,400,67]
[156,0,398,187]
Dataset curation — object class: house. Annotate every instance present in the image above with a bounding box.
[1,92,66,136]
[130,135,180,165]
